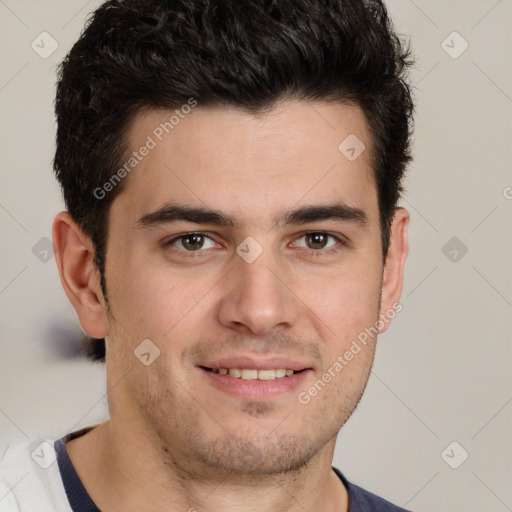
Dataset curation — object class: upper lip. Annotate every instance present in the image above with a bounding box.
[199,355,314,372]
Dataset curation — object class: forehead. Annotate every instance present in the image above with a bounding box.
[112,99,377,227]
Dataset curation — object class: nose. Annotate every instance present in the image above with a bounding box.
[217,251,300,336]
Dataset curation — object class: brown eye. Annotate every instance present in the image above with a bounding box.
[305,232,329,249]
[168,233,217,252]
[293,232,340,252]
[181,234,205,251]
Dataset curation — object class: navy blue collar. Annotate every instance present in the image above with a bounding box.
[54,428,101,512]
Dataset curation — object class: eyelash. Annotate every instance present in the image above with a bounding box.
[164,231,346,257]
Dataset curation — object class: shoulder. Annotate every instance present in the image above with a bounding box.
[333,467,413,512]
[0,437,71,512]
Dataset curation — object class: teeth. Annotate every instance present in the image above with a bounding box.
[241,369,258,379]
[257,369,275,380]
[216,368,296,380]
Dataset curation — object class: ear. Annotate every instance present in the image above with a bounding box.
[378,207,409,334]
[52,211,108,339]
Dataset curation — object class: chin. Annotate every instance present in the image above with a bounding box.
[192,433,319,476]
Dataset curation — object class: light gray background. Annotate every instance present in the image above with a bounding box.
[1,1,511,510]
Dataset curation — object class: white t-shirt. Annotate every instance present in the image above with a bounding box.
[0,437,72,512]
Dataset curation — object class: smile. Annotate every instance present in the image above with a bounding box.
[199,365,311,400]
[203,367,300,380]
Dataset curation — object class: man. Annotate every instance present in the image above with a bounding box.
[1,0,414,510]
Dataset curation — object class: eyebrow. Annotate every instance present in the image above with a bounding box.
[134,202,367,230]
[278,203,367,227]
[135,204,235,229]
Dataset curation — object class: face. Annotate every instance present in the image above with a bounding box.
[99,100,395,476]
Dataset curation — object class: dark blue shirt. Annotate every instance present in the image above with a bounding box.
[54,430,411,512]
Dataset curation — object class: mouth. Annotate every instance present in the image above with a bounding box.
[198,358,313,400]
[200,367,305,380]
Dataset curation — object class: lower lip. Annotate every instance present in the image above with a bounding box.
[199,368,312,400]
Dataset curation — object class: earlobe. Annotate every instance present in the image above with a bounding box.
[52,211,108,339]
[378,207,410,334]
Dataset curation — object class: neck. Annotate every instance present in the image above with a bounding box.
[66,417,348,512]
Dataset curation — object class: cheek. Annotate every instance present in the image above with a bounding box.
[107,256,218,347]
[301,265,381,335]
[105,253,174,338]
